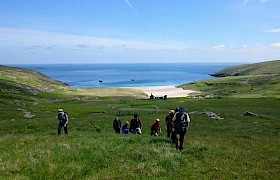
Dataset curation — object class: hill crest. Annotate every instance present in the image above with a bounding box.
[209,60,280,77]
[180,60,280,98]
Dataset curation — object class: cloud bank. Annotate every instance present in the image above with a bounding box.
[0,27,279,64]
[264,28,280,33]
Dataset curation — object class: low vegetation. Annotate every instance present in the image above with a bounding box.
[0,63,279,179]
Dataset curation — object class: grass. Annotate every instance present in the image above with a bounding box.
[181,75,280,98]
[0,64,279,179]
[1,96,279,179]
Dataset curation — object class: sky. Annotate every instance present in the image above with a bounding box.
[0,0,280,64]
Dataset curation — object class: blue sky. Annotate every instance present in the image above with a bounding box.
[0,0,279,64]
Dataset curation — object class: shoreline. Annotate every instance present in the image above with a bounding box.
[124,85,197,98]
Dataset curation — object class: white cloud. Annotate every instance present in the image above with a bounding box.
[213,44,226,50]
[242,44,248,48]
[264,28,280,33]
[270,43,280,48]
[242,0,269,5]
[253,43,263,49]
[1,27,279,64]
[0,27,191,51]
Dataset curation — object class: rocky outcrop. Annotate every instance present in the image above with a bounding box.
[209,72,240,77]
[189,111,224,120]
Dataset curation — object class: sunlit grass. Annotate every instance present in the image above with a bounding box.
[1,97,279,179]
[0,64,279,179]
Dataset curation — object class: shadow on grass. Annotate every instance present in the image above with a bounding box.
[149,137,172,144]
[186,141,209,160]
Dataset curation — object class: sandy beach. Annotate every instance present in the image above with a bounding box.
[126,86,197,98]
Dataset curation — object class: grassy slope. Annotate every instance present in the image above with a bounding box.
[211,60,280,76]
[180,60,280,98]
[0,64,279,179]
[0,65,146,100]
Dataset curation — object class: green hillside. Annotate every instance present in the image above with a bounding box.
[0,65,70,120]
[0,65,145,133]
[0,64,279,179]
[0,65,67,95]
[209,60,280,76]
[180,60,280,98]
[0,65,146,100]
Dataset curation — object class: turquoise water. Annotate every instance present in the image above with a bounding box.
[13,63,235,87]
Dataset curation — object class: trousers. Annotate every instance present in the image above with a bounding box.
[58,122,68,135]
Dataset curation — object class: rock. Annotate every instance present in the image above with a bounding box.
[203,111,224,120]
[189,111,224,120]
[209,72,239,77]
[244,111,258,116]
[152,105,159,109]
[24,111,35,118]
[208,72,229,77]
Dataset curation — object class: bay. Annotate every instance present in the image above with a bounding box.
[13,63,235,87]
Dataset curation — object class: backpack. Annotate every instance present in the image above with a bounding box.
[174,108,188,132]
[58,112,68,123]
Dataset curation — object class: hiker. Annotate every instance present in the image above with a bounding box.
[150,118,161,136]
[122,121,129,134]
[113,116,122,134]
[172,107,190,150]
[57,108,68,135]
[129,114,142,134]
[165,110,175,139]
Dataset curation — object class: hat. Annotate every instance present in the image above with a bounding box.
[58,109,64,112]
[169,110,175,114]
[156,118,160,122]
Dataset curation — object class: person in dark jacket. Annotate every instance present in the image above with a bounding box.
[129,114,142,134]
[57,108,68,135]
[172,107,191,150]
[165,110,175,139]
[113,116,122,134]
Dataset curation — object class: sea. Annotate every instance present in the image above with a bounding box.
[12,63,235,87]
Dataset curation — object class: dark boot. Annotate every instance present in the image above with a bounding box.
[64,125,68,134]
